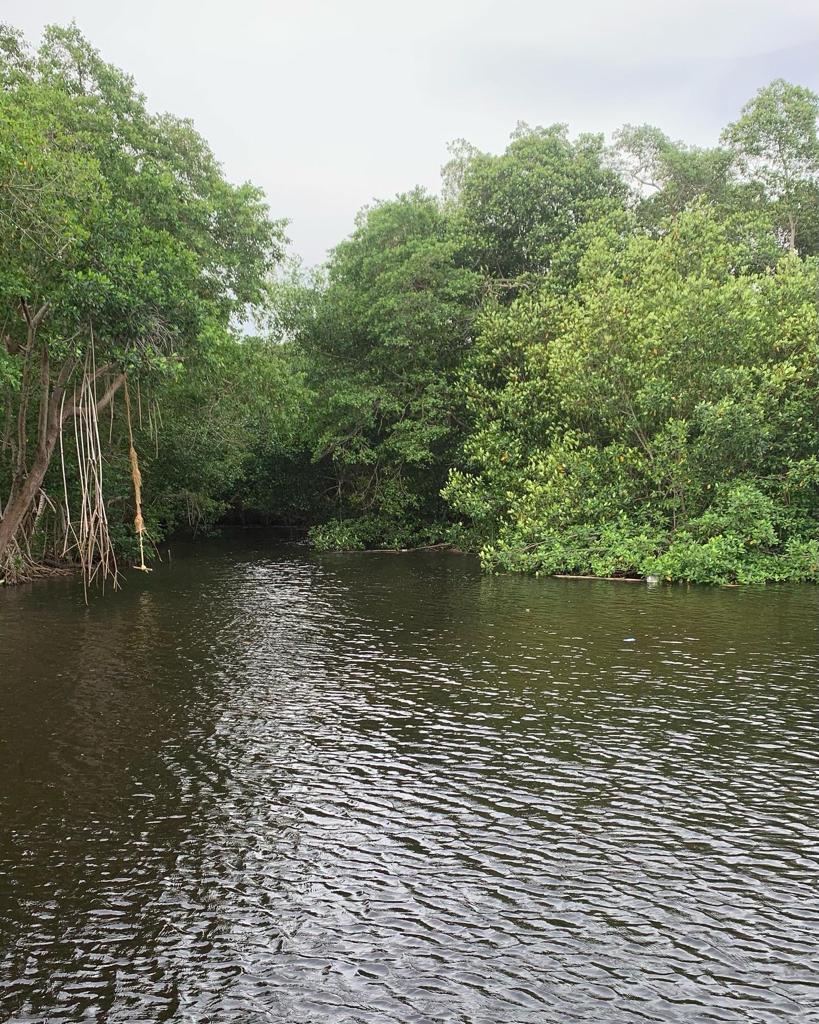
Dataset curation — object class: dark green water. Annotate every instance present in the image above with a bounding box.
[1,537,818,1023]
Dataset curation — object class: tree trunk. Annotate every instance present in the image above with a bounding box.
[0,440,56,560]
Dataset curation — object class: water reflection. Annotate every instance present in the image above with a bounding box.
[1,538,818,1021]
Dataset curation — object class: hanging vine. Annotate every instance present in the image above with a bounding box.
[124,378,150,573]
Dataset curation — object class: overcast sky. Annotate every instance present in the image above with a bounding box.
[6,1,819,265]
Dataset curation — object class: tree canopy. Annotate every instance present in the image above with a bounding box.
[1,21,817,587]
[0,23,284,580]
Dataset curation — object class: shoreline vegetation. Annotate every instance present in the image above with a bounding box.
[1,24,818,590]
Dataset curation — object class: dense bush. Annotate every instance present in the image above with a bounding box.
[446,210,818,583]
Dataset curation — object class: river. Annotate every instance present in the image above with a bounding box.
[1,537,817,1022]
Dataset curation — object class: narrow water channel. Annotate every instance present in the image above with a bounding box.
[1,538,817,1022]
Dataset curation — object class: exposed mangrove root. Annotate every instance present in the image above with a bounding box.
[70,344,120,597]
[0,489,75,585]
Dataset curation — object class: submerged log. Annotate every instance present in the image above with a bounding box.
[357,542,459,555]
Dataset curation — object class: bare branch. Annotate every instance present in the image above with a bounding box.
[95,373,126,417]
[31,302,50,329]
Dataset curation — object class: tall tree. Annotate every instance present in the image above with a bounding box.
[297,190,480,549]
[450,123,627,281]
[722,79,819,252]
[613,123,739,225]
[0,24,284,578]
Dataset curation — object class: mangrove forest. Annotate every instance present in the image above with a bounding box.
[1,23,818,587]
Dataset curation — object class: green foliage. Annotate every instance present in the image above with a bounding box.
[141,334,309,535]
[450,123,628,279]
[3,28,817,592]
[447,207,819,584]
[290,189,481,547]
[0,23,283,357]
[0,22,284,569]
[310,519,369,552]
[651,482,819,585]
[722,79,819,252]
[613,124,742,226]
[270,85,819,584]
[309,514,443,552]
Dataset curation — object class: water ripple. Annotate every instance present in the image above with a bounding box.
[1,538,818,1022]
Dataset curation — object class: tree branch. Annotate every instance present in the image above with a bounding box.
[96,372,126,416]
[61,371,126,426]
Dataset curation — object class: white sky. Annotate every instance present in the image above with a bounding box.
[5,1,819,265]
